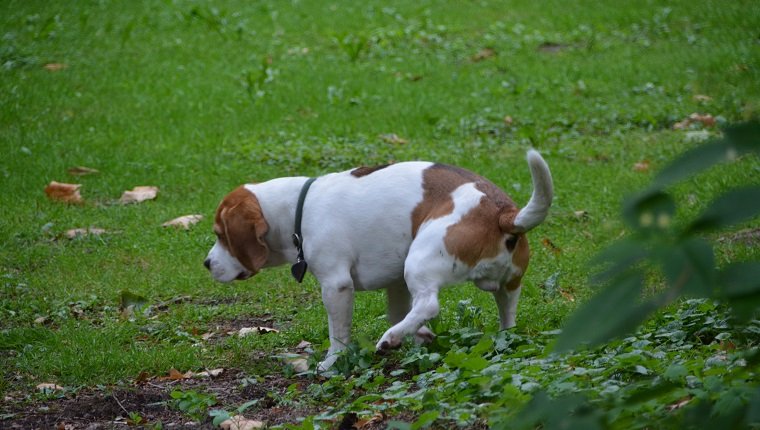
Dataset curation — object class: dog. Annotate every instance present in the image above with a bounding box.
[204,150,553,370]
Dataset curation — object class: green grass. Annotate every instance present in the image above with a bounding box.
[1,0,759,427]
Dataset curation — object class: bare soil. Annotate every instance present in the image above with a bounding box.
[1,368,321,429]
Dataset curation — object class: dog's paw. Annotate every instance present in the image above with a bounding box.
[376,332,402,352]
[317,355,338,372]
[414,326,436,344]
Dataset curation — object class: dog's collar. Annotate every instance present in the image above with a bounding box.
[291,177,317,283]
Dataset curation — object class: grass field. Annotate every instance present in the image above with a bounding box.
[1,0,759,428]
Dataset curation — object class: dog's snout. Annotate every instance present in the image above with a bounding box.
[203,258,211,270]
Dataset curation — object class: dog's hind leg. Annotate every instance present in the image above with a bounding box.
[492,281,522,330]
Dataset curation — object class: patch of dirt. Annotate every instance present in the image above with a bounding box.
[718,227,760,245]
[1,369,318,429]
[537,41,574,53]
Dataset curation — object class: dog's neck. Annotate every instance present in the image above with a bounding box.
[249,177,313,268]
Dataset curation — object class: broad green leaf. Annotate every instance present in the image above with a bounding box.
[554,275,658,352]
[746,387,760,425]
[652,121,760,189]
[589,238,649,286]
[663,364,689,383]
[656,237,716,297]
[686,186,760,234]
[723,120,760,153]
[470,333,494,356]
[509,391,602,430]
[622,190,676,233]
[718,262,760,321]
[652,140,739,189]
[624,381,680,405]
[411,410,439,430]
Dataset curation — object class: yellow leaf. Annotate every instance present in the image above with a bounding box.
[36,383,63,392]
[162,214,203,230]
[220,416,265,430]
[238,327,279,337]
[379,133,408,145]
[633,161,650,172]
[119,186,159,204]
[43,63,67,71]
[65,227,107,239]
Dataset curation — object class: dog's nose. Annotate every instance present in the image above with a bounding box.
[203,258,211,270]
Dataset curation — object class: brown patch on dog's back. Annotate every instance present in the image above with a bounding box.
[411,164,472,237]
[412,164,524,267]
[444,199,518,266]
[411,164,518,235]
[351,164,391,178]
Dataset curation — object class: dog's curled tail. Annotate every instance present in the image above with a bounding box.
[513,150,553,232]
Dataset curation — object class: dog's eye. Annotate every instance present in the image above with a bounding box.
[505,235,519,252]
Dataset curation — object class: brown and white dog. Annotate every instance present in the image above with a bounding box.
[204,150,553,370]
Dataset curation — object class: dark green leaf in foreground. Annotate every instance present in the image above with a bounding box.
[508,391,603,430]
[718,262,760,321]
[622,190,676,233]
[553,274,658,353]
[656,237,716,298]
[686,186,760,234]
[588,238,649,286]
[652,121,760,189]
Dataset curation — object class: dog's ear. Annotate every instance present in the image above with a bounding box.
[218,188,270,273]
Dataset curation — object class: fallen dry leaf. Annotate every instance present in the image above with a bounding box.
[542,238,562,255]
[673,112,716,130]
[503,115,514,126]
[43,63,67,71]
[159,368,192,381]
[201,332,215,341]
[355,412,385,429]
[36,383,64,392]
[633,161,650,172]
[379,133,408,145]
[693,94,712,103]
[296,340,312,349]
[67,166,99,176]
[283,355,310,373]
[134,371,151,384]
[471,47,496,62]
[34,316,48,324]
[238,327,279,337]
[559,289,576,302]
[119,186,158,204]
[667,397,692,411]
[194,368,224,378]
[690,113,716,127]
[65,227,107,239]
[162,214,203,230]
[220,416,265,430]
[538,42,571,53]
[45,181,83,204]
[573,210,589,220]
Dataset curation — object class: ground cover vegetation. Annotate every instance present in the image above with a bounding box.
[1,0,759,428]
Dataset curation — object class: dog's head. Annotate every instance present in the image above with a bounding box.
[204,186,269,282]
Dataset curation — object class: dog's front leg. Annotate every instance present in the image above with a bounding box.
[387,283,436,345]
[377,264,441,351]
[317,282,354,371]
[493,282,522,330]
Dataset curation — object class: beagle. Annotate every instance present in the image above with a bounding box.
[204,150,553,370]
